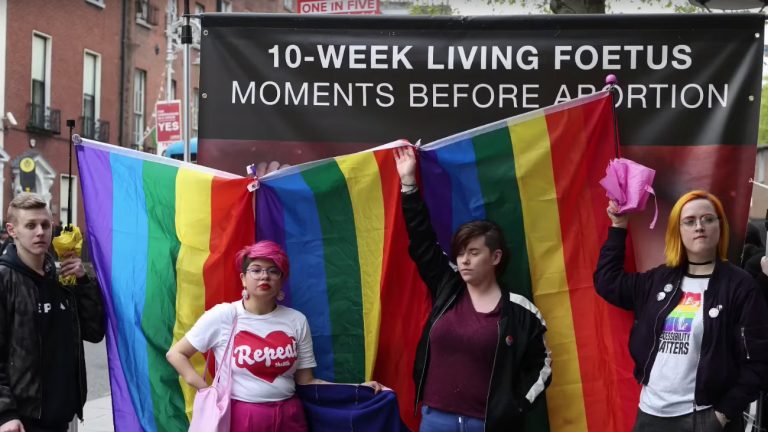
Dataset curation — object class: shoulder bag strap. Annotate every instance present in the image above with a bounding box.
[200,304,239,385]
[214,305,239,386]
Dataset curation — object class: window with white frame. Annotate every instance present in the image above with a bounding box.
[192,88,199,137]
[137,0,153,25]
[85,0,105,8]
[284,0,294,12]
[60,174,78,227]
[217,0,232,12]
[31,33,51,129]
[133,69,146,147]
[82,51,101,139]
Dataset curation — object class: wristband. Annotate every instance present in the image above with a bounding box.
[401,185,419,194]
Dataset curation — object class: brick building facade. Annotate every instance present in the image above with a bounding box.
[0,0,286,231]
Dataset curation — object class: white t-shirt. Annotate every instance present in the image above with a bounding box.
[640,276,710,416]
[186,301,317,403]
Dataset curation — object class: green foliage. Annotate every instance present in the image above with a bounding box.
[634,0,700,13]
[409,2,456,15]
[759,84,768,146]
[484,0,550,13]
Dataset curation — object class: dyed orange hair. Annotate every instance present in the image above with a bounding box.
[664,190,729,268]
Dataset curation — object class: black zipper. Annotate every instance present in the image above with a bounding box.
[640,279,678,384]
[64,284,85,421]
[34,278,43,419]
[414,292,457,415]
[692,350,702,430]
[482,321,501,432]
[741,327,751,360]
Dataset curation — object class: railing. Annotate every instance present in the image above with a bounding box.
[79,117,110,142]
[26,103,61,135]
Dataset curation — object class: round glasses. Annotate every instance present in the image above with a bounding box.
[680,215,718,230]
[245,267,283,279]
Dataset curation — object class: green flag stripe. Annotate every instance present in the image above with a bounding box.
[140,161,187,431]
[472,127,533,299]
[301,160,365,382]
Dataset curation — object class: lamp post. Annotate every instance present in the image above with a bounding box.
[164,0,196,162]
[181,0,192,163]
[165,0,176,102]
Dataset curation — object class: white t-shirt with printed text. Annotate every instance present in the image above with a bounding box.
[186,301,317,403]
[640,276,710,416]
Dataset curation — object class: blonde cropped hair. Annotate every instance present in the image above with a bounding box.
[6,192,48,224]
[664,190,729,268]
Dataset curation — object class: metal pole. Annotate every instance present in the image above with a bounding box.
[181,0,191,163]
[65,119,75,229]
[165,0,175,102]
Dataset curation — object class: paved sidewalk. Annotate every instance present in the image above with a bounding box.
[78,396,114,432]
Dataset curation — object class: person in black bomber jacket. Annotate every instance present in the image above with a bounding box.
[394,146,551,432]
[594,190,768,432]
[0,193,104,432]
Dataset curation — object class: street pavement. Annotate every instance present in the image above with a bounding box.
[78,339,114,432]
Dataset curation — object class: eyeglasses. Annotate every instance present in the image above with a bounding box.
[680,214,719,230]
[245,267,283,279]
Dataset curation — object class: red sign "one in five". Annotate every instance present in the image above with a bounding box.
[297,0,379,15]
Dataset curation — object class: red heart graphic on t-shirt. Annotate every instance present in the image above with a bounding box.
[232,330,298,383]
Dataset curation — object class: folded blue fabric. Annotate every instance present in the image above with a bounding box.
[297,384,411,432]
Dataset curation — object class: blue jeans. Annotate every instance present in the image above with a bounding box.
[419,405,485,432]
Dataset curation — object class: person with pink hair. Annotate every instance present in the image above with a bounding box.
[167,240,382,432]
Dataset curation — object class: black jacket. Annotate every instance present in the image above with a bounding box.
[0,244,105,426]
[402,191,551,432]
[594,227,768,420]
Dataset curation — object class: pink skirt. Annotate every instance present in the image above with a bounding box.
[230,396,308,432]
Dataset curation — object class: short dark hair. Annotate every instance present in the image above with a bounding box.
[451,220,509,275]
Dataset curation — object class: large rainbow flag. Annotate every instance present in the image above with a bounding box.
[78,91,640,431]
[256,91,638,432]
[76,139,255,431]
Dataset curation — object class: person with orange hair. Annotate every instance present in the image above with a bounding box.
[594,190,768,432]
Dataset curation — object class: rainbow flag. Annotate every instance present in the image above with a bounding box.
[76,138,255,432]
[78,91,639,431]
[256,91,639,431]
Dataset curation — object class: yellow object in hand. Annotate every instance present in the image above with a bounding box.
[52,225,83,286]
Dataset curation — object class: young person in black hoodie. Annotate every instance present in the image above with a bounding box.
[0,193,104,432]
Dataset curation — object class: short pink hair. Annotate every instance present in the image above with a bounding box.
[235,241,290,279]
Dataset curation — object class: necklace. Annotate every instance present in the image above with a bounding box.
[688,260,713,265]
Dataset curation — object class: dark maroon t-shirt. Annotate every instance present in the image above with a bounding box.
[422,287,501,419]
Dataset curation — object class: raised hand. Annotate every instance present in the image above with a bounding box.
[393,146,417,185]
[607,200,628,229]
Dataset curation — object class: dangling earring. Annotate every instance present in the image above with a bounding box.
[242,289,250,300]
[277,290,285,302]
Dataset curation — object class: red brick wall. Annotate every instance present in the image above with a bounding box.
[123,0,286,151]
[2,0,287,227]
[3,0,121,227]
